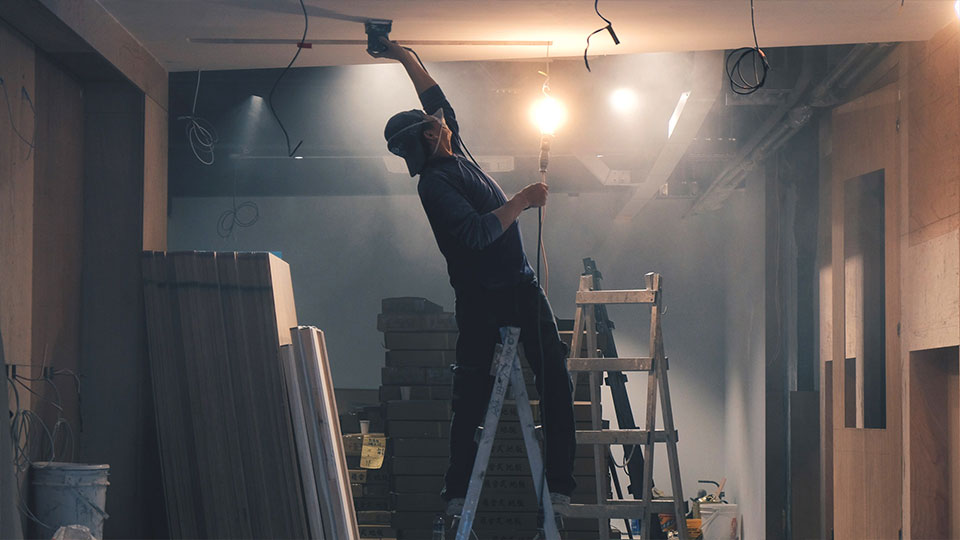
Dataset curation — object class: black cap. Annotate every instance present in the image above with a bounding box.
[384,109,429,177]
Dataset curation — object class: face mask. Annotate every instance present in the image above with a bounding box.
[387,108,445,160]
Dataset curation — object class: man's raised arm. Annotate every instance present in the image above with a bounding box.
[370,38,437,96]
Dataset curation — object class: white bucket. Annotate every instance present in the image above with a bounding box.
[700,503,739,540]
[30,462,110,540]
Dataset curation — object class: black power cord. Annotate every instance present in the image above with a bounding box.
[584,0,620,72]
[217,163,259,238]
[0,76,36,158]
[267,0,308,157]
[726,0,770,95]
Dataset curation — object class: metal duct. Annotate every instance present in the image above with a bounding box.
[688,43,893,215]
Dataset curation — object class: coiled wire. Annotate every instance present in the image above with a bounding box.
[178,70,218,165]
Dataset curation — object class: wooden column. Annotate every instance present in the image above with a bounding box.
[80,81,165,538]
[31,52,84,445]
[0,20,36,381]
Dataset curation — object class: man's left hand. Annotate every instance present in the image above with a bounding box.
[369,37,410,62]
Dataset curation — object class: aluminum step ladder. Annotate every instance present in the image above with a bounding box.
[454,326,560,540]
[560,272,689,540]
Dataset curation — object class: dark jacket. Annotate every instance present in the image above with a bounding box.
[416,85,535,292]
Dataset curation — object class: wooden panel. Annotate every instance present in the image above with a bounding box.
[903,230,960,351]
[268,253,298,346]
[291,326,360,539]
[30,51,84,433]
[830,82,903,539]
[907,26,960,245]
[143,96,167,250]
[0,20,36,372]
[145,252,324,538]
[900,23,960,538]
[908,347,959,540]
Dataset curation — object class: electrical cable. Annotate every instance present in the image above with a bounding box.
[584,0,620,72]
[398,45,484,173]
[0,76,36,156]
[267,0,308,157]
[725,0,770,95]
[218,163,259,238]
[532,54,553,529]
[403,46,428,73]
[178,70,218,165]
[7,367,80,528]
[20,85,36,161]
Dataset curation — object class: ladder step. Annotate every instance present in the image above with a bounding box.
[567,357,662,372]
[576,429,675,445]
[559,500,681,518]
[576,289,656,305]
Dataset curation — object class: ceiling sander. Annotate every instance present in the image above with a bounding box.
[364,19,393,54]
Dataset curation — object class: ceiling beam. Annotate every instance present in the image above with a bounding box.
[0,0,167,108]
[612,50,722,223]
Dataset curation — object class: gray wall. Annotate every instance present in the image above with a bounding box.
[721,171,767,537]
[168,186,751,503]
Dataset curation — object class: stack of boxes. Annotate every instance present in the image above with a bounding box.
[342,406,395,539]
[377,297,619,539]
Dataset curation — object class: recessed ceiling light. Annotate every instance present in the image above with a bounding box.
[609,88,639,114]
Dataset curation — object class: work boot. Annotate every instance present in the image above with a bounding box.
[549,492,570,509]
[445,497,465,516]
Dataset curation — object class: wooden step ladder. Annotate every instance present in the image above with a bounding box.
[560,272,689,540]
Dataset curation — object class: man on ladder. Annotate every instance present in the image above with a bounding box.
[373,38,578,517]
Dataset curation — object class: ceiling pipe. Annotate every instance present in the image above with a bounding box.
[688,47,817,215]
[688,43,893,215]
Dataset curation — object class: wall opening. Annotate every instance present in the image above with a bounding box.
[823,360,834,537]
[843,169,885,429]
[843,357,857,428]
[909,346,959,539]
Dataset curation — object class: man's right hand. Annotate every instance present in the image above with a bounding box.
[494,182,548,232]
[518,182,549,208]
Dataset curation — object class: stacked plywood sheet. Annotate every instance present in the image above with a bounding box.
[142,251,357,539]
[377,298,614,539]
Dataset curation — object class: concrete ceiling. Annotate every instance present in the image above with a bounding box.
[100,0,958,72]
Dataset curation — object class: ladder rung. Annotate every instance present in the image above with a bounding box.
[559,500,680,518]
[567,357,656,372]
[576,429,675,445]
[576,289,656,305]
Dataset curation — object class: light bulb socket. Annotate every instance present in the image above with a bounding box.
[538,134,552,173]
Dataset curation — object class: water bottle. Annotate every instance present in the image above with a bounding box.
[432,513,445,540]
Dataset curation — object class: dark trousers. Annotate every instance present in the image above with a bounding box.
[441,280,577,499]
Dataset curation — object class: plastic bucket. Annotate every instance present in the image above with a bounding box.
[30,462,109,540]
[700,503,739,540]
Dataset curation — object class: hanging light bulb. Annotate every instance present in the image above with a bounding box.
[531,94,567,135]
